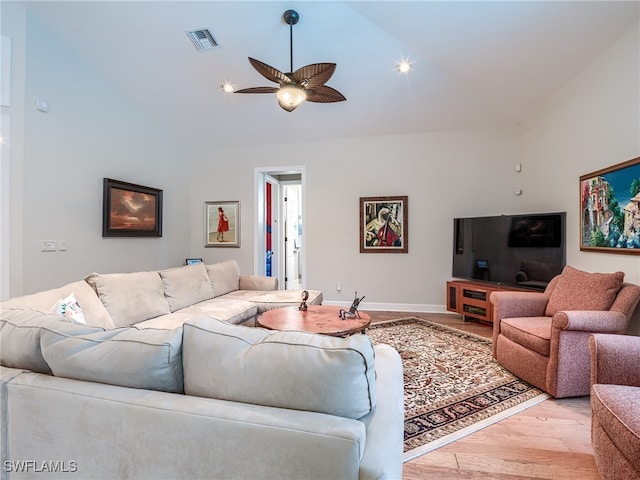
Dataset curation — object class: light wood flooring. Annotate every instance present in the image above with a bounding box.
[368,311,599,480]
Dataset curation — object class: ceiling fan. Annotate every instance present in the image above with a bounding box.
[235,9,346,112]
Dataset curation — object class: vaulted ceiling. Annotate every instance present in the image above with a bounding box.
[21,1,640,150]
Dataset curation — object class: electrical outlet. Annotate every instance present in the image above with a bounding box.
[336,282,342,292]
[59,240,67,251]
[41,240,57,252]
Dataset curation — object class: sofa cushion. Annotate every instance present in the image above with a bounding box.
[545,266,624,317]
[0,308,100,374]
[222,289,323,313]
[85,271,171,327]
[182,317,376,421]
[500,316,552,356]
[159,263,214,312]
[591,384,640,469]
[177,298,258,325]
[0,281,115,329]
[206,260,240,297]
[40,323,183,393]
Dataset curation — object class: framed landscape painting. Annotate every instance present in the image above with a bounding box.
[102,178,162,237]
[360,196,408,253]
[580,156,640,254]
[205,201,240,247]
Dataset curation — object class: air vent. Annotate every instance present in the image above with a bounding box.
[186,28,219,52]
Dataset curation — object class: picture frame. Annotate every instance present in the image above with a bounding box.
[360,196,408,253]
[580,156,640,254]
[102,178,162,237]
[185,258,203,265]
[205,201,240,247]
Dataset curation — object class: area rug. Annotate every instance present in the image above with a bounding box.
[366,317,550,462]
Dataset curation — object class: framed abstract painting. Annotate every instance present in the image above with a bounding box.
[359,196,408,253]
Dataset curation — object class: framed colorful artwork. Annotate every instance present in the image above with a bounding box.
[102,178,162,237]
[360,196,408,253]
[205,201,240,247]
[580,156,640,254]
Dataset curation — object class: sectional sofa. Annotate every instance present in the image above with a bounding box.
[0,260,404,479]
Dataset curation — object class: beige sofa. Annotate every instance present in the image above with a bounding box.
[0,260,404,479]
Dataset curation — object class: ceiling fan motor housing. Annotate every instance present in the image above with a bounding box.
[283,10,299,26]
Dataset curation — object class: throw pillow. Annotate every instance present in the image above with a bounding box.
[545,265,624,316]
[40,323,183,393]
[183,317,376,421]
[206,260,240,297]
[51,293,86,324]
[159,263,214,312]
[85,271,171,327]
[1,280,115,329]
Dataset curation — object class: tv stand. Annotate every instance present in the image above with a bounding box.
[446,280,527,324]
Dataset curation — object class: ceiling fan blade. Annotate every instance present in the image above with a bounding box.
[235,87,279,94]
[305,85,346,103]
[292,63,336,89]
[248,57,291,85]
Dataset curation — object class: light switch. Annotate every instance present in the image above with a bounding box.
[41,240,57,252]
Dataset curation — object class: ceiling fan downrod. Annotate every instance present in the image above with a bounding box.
[283,9,299,73]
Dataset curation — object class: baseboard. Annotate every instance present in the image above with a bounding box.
[322,300,452,314]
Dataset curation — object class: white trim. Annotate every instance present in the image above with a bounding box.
[322,300,452,314]
[0,114,10,299]
[0,36,11,107]
[254,166,306,287]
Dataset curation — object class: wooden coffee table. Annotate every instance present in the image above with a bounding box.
[257,305,371,337]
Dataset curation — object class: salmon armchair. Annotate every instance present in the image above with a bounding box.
[589,333,640,479]
[491,266,640,398]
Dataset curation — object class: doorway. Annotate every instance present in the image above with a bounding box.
[254,166,305,290]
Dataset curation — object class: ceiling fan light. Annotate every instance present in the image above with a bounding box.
[277,85,307,112]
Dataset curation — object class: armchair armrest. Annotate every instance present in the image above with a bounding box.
[590,334,640,387]
[491,291,548,321]
[553,310,628,333]
[239,275,278,291]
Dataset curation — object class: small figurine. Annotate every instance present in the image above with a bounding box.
[299,290,309,311]
[339,292,365,320]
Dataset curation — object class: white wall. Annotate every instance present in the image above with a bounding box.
[522,24,640,333]
[190,129,523,310]
[2,5,192,296]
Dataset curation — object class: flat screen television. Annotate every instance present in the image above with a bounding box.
[452,212,566,290]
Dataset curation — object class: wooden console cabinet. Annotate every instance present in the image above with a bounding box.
[446,280,526,324]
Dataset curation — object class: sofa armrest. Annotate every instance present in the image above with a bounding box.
[590,334,640,387]
[491,291,549,321]
[554,310,628,333]
[359,344,404,480]
[239,275,278,291]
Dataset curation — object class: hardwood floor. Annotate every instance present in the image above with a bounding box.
[367,311,600,480]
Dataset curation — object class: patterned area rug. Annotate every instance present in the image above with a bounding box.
[366,317,549,462]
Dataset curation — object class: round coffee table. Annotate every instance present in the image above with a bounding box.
[257,305,371,337]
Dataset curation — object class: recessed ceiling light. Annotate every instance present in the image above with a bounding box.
[221,82,235,94]
[396,60,412,74]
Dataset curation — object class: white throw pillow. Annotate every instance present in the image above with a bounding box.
[182,317,376,421]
